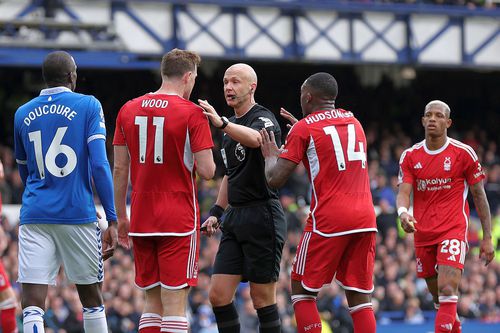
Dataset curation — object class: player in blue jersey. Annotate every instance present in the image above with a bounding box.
[13,51,117,333]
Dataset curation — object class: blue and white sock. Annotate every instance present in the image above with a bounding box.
[83,305,107,333]
[23,306,45,333]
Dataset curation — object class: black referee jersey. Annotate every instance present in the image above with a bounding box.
[221,104,281,206]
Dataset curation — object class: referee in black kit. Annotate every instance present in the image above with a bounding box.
[199,63,286,333]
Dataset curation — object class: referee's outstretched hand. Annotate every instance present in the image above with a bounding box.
[201,216,220,237]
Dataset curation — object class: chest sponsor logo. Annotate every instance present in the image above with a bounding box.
[444,157,451,171]
[416,178,452,192]
[235,143,246,162]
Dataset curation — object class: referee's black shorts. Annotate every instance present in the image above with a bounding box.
[213,199,287,283]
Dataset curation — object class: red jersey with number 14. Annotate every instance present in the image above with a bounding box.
[280,109,376,237]
[113,94,214,235]
[398,138,485,246]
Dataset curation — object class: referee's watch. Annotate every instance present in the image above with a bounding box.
[218,116,229,129]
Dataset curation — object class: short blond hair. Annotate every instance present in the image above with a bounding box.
[425,100,451,117]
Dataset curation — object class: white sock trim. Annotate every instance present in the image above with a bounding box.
[439,295,458,303]
[140,313,162,329]
[83,306,106,320]
[23,306,45,323]
[349,302,373,313]
[161,316,188,333]
[291,294,317,306]
[0,297,17,310]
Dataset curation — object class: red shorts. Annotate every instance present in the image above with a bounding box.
[291,231,376,293]
[132,233,199,290]
[415,238,468,278]
[0,261,11,292]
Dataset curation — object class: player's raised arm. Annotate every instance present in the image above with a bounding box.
[198,99,262,148]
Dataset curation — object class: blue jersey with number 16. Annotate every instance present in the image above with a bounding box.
[14,87,107,225]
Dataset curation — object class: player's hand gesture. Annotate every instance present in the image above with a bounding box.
[117,216,131,249]
[198,99,223,128]
[201,216,220,237]
[260,129,280,159]
[400,212,417,233]
[280,107,298,129]
[479,238,495,266]
[102,221,118,261]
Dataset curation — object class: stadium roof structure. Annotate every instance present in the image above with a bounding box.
[0,0,499,69]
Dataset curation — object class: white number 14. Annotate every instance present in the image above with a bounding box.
[323,124,366,171]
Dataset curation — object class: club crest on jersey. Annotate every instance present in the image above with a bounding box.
[235,143,246,161]
[444,157,451,171]
[416,179,427,192]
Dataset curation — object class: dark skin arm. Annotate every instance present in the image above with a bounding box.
[469,180,494,266]
[260,129,297,188]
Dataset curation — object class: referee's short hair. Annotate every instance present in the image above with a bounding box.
[304,72,338,100]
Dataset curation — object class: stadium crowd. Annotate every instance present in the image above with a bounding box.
[1,119,499,332]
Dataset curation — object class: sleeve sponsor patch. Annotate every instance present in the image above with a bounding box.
[259,117,274,128]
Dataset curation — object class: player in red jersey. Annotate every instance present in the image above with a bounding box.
[113,49,215,333]
[0,160,18,333]
[397,100,494,333]
[260,73,377,333]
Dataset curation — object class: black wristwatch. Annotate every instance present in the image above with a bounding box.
[218,116,229,129]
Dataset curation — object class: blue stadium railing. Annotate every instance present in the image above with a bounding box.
[0,0,498,69]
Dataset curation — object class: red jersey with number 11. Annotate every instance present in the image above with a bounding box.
[398,138,485,246]
[113,93,213,236]
[280,109,376,237]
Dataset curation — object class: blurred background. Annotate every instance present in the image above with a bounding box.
[0,0,499,332]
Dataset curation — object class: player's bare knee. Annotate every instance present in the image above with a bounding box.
[209,287,229,307]
[76,283,103,308]
[21,294,45,310]
[438,284,456,297]
[249,289,274,309]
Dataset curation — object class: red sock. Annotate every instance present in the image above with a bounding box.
[139,313,161,333]
[292,295,321,333]
[435,296,457,332]
[1,307,18,333]
[349,304,376,333]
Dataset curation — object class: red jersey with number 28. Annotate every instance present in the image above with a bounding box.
[113,94,214,236]
[280,109,376,237]
[398,138,485,246]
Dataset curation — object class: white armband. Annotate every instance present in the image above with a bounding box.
[397,207,408,217]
